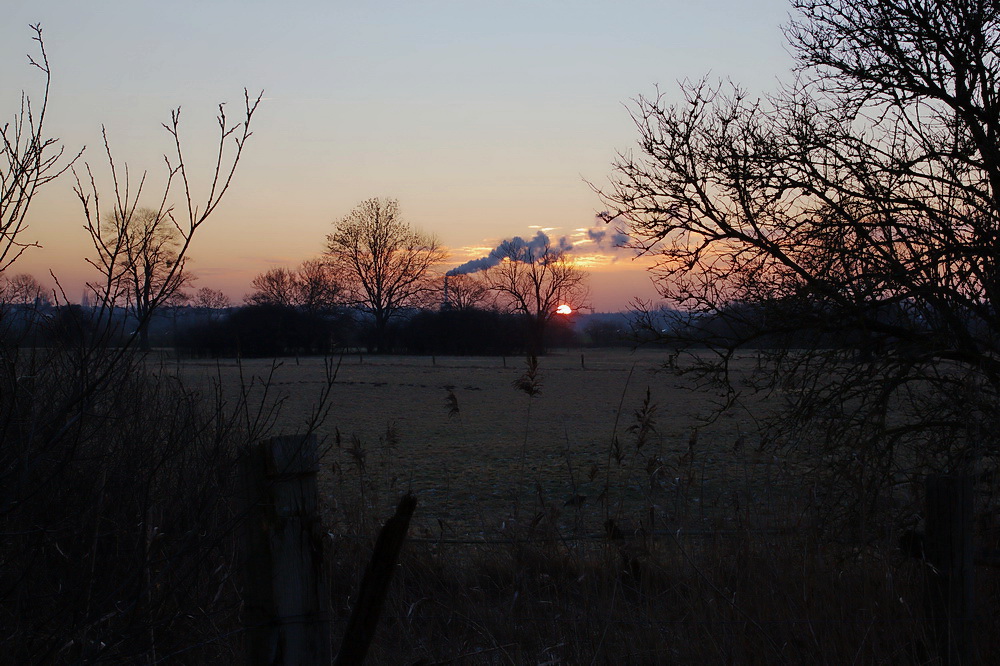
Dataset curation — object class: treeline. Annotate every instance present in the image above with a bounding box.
[7,294,951,358]
[174,304,627,357]
[639,296,971,359]
[10,294,948,358]
[1,294,639,357]
[172,298,917,358]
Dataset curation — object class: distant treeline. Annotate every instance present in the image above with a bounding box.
[174,305,628,357]
[2,301,635,356]
[5,297,953,358]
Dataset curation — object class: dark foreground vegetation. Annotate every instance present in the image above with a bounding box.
[322,404,1000,664]
[1,343,252,662]
[5,339,1000,663]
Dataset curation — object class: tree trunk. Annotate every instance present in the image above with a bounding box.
[526,315,546,356]
[138,321,151,351]
[373,313,388,354]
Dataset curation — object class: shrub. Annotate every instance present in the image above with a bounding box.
[0,343,269,662]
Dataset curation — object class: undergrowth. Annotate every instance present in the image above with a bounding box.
[5,346,998,663]
[322,354,1000,665]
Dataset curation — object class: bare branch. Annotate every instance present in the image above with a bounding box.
[0,24,80,272]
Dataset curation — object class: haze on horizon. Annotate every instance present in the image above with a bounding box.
[1,0,793,312]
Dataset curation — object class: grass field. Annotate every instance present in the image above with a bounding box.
[174,349,999,663]
[179,348,800,536]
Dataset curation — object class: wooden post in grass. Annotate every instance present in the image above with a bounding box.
[925,474,973,665]
[243,435,331,665]
[335,494,417,666]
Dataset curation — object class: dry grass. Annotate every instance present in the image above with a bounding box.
[174,348,1000,664]
[1,348,257,664]
[178,350,789,533]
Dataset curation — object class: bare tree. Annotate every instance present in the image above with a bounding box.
[194,286,232,310]
[295,258,343,313]
[483,236,588,354]
[246,259,342,313]
[246,266,299,307]
[2,26,266,663]
[80,89,261,351]
[0,272,48,307]
[444,273,491,311]
[0,273,49,337]
[326,198,446,352]
[0,24,78,273]
[93,207,190,348]
[599,0,1000,533]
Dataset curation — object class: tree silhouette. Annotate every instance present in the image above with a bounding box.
[80,89,261,351]
[599,0,1000,533]
[483,235,588,355]
[93,207,190,349]
[0,24,78,272]
[1,273,48,307]
[294,258,343,314]
[443,273,490,311]
[193,286,231,311]
[326,198,445,352]
[246,266,299,307]
[246,260,343,313]
[2,25,264,662]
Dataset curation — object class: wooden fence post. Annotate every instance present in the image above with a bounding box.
[925,474,974,665]
[335,494,417,666]
[243,434,332,665]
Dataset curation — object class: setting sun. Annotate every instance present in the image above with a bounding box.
[556,304,572,315]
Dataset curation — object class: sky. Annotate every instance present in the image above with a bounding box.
[3,0,794,312]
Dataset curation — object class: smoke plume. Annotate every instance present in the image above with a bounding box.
[587,213,631,251]
[447,230,572,276]
[586,226,631,251]
[447,215,633,277]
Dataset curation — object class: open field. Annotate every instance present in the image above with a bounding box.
[178,349,804,536]
[165,349,999,662]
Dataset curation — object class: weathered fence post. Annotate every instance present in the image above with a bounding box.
[925,474,974,665]
[243,434,332,665]
[335,494,417,666]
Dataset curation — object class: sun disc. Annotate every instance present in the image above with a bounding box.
[556,304,572,315]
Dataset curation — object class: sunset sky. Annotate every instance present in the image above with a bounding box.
[3,0,793,311]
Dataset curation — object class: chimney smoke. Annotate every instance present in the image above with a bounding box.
[447,230,571,276]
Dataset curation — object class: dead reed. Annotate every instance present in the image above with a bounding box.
[320,353,1000,664]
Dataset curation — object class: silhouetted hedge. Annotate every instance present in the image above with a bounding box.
[399,309,528,355]
[176,304,355,357]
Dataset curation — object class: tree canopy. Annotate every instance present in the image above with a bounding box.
[326,198,445,352]
[600,0,1000,533]
[483,235,588,355]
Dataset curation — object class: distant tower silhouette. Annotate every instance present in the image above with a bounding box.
[442,275,452,310]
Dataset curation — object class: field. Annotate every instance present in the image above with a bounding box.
[178,348,796,536]
[173,349,997,663]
